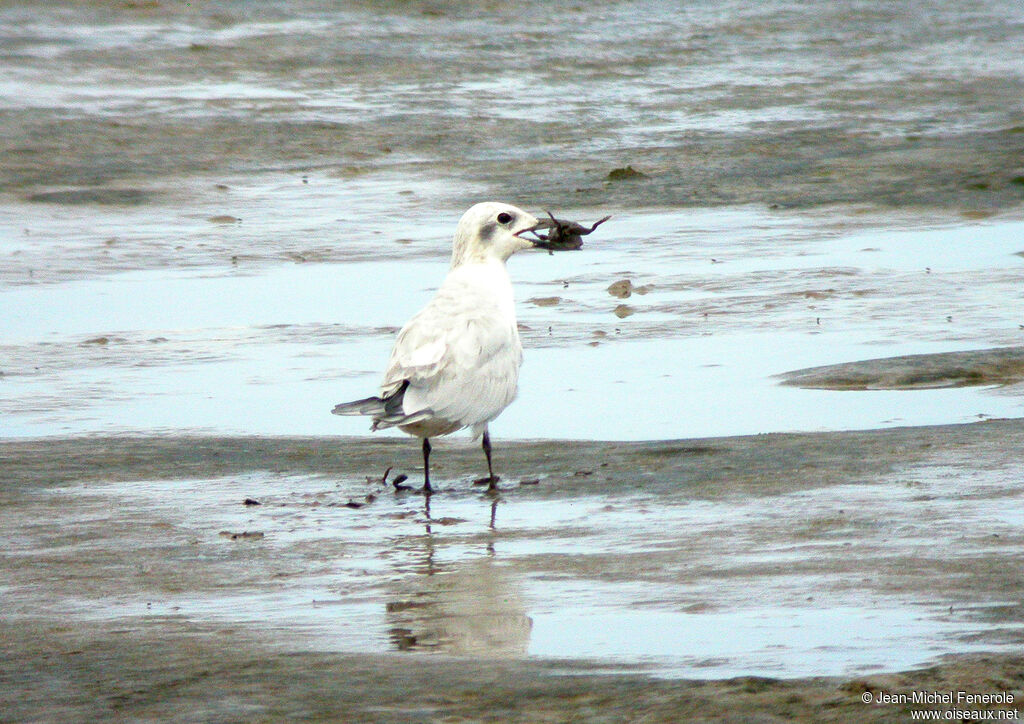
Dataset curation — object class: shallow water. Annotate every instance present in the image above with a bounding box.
[2,206,1022,439]
[16,448,1019,680]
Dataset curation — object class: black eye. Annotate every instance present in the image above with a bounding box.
[497,212,513,225]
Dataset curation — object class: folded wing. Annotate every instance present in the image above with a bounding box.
[380,274,522,432]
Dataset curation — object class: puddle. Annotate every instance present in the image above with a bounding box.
[6,446,1020,680]
[2,209,1022,439]
[528,606,995,679]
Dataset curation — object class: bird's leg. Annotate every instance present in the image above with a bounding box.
[473,430,501,489]
[422,437,432,495]
[482,430,498,491]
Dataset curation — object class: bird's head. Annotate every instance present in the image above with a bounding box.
[450,202,547,268]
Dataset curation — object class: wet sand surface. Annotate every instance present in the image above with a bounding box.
[780,346,1024,391]
[3,1,1024,721]
[3,423,1024,721]
[3,1,1024,217]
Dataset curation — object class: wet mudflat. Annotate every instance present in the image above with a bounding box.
[3,0,1024,721]
[3,1,1024,215]
[780,346,1024,391]
[3,423,1024,722]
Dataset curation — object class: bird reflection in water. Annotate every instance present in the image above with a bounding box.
[386,494,531,656]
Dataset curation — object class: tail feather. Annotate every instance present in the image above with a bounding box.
[333,380,432,430]
[331,396,386,416]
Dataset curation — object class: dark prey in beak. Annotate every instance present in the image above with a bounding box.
[524,212,612,254]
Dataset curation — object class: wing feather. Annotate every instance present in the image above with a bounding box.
[379,269,522,430]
